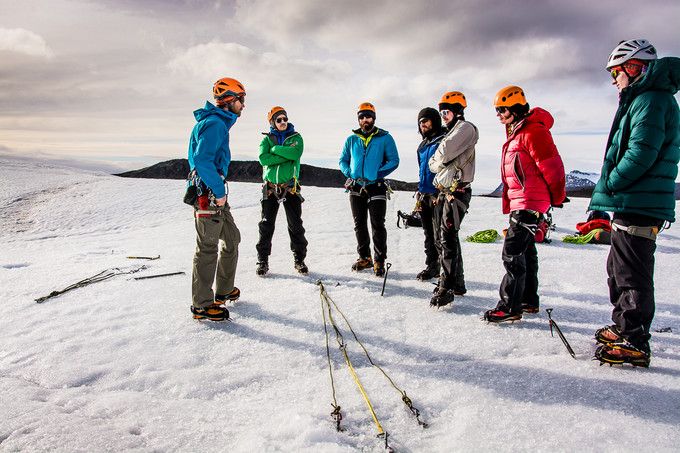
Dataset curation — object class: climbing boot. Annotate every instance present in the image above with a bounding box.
[484,308,522,323]
[215,287,240,304]
[191,303,229,322]
[595,325,621,345]
[594,340,650,368]
[521,303,539,314]
[294,260,309,275]
[430,287,454,307]
[351,257,373,272]
[416,267,439,281]
[256,261,269,276]
[373,260,385,277]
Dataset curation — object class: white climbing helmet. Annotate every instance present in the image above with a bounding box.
[606,39,657,69]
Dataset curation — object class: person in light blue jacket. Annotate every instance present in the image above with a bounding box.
[186,77,245,322]
[339,102,399,276]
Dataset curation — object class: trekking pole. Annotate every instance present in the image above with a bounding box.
[380,262,392,297]
[133,271,185,280]
[546,308,576,358]
[126,255,160,260]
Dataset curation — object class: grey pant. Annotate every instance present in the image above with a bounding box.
[192,205,241,308]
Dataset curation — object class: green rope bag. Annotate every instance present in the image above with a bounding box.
[466,229,500,243]
[562,228,604,244]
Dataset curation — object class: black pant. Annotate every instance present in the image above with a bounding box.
[433,189,470,290]
[349,182,387,262]
[607,213,662,349]
[420,193,439,271]
[497,210,539,313]
[256,191,308,263]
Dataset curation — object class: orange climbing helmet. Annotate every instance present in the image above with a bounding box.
[213,77,246,106]
[267,106,287,123]
[357,102,376,117]
[439,91,467,109]
[494,85,527,107]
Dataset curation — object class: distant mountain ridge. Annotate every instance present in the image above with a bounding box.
[482,170,598,198]
[115,159,418,191]
[116,160,680,199]
[485,170,680,200]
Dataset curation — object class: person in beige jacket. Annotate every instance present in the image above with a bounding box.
[428,91,479,307]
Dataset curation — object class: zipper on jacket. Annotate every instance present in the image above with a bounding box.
[513,153,526,190]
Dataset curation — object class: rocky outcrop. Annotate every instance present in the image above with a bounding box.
[484,170,599,199]
[115,159,418,192]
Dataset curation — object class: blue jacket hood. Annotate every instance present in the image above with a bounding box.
[193,101,238,127]
[186,101,237,199]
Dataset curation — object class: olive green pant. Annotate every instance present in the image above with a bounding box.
[192,205,241,308]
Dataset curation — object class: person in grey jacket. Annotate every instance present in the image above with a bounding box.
[428,91,479,307]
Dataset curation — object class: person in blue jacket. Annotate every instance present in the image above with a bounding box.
[415,107,447,281]
[339,102,400,276]
[186,77,245,322]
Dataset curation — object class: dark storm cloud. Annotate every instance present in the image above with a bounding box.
[232,0,680,85]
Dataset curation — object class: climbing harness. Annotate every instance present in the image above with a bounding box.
[317,281,427,451]
[264,178,302,204]
[611,222,660,241]
[509,209,554,243]
[35,265,148,303]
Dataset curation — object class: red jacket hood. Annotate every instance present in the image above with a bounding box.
[524,107,554,130]
[505,107,554,138]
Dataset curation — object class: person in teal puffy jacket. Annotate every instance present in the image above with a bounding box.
[590,40,680,368]
[339,102,399,276]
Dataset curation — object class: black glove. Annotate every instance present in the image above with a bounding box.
[552,196,570,208]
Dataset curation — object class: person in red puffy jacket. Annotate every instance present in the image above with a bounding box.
[484,86,566,323]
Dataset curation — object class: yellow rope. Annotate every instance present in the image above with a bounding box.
[320,281,385,436]
[339,344,384,435]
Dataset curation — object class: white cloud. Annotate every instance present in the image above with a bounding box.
[0,27,54,58]
[167,41,352,92]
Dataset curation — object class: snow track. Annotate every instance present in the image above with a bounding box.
[1,157,680,452]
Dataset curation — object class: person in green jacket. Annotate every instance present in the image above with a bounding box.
[590,39,680,367]
[255,106,309,276]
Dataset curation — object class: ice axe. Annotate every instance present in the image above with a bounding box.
[380,262,392,297]
[546,308,576,358]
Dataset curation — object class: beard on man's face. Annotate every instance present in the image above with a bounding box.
[360,118,375,132]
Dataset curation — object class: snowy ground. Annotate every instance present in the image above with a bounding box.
[2,156,680,452]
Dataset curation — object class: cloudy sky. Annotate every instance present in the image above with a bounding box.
[1,0,679,187]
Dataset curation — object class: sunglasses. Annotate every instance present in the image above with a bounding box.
[358,113,374,120]
[495,106,509,114]
[439,109,452,117]
[610,63,642,80]
[418,118,431,124]
[275,116,288,124]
